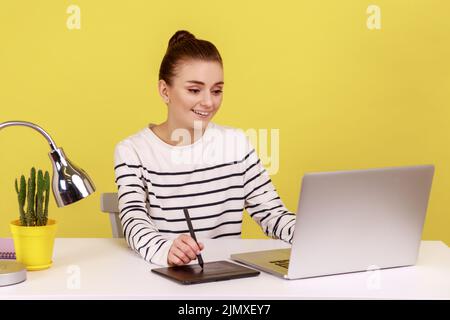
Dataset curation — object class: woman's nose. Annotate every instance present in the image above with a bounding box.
[201,92,213,107]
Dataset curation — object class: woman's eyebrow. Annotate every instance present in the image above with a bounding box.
[186,80,224,85]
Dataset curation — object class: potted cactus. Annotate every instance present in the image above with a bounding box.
[9,167,57,271]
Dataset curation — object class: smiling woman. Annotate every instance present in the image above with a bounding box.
[157,60,224,136]
[156,30,225,144]
[113,30,296,267]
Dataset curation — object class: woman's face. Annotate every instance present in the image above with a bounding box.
[159,60,224,130]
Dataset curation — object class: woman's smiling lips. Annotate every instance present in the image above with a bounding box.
[191,109,211,118]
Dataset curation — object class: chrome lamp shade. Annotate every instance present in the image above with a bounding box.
[49,147,96,207]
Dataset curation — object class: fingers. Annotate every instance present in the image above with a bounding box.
[172,246,192,264]
[168,241,188,266]
[180,234,202,254]
[177,242,198,260]
[167,235,205,266]
[167,253,183,266]
[168,246,191,266]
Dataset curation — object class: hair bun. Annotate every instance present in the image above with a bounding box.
[168,30,196,48]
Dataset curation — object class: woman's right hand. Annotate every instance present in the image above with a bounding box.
[167,234,204,266]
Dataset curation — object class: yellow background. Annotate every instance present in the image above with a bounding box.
[1,1,449,245]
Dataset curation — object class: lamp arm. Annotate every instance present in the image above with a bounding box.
[0,121,58,151]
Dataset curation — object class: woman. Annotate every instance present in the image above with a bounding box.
[114,30,296,266]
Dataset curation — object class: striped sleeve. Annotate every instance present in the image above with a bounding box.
[242,137,296,244]
[114,141,173,266]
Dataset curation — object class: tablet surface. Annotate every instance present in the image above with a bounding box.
[151,260,260,285]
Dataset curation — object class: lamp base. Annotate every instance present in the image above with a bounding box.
[0,260,27,286]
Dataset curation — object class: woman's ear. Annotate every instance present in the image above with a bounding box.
[158,79,170,103]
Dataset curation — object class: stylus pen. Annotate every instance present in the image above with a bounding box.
[183,208,204,269]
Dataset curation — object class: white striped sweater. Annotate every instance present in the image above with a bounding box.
[113,122,296,266]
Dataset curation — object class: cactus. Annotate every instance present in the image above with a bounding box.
[26,177,34,226]
[15,176,27,226]
[44,171,50,226]
[16,167,51,226]
[36,170,44,226]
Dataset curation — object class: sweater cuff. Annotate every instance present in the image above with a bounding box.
[149,239,174,267]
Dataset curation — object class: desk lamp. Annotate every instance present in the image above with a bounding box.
[0,121,95,286]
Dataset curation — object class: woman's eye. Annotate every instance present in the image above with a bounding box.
[188,89,223,94]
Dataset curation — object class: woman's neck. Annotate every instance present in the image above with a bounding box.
[151,121,207,146]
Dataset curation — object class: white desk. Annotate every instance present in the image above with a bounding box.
[0,239,449,300]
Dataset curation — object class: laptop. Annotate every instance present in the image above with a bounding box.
[230,165,435,279]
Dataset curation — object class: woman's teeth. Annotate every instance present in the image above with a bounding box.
[192,110,210,117]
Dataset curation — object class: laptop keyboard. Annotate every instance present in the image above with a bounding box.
[269,259,290,269]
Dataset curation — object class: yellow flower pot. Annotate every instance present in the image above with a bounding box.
[9,219,57,271]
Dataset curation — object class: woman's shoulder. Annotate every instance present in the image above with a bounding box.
[114,126,152,152]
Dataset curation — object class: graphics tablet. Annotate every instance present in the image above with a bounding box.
[151,260,260,285]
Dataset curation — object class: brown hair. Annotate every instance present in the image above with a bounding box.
[159,30,223,86]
